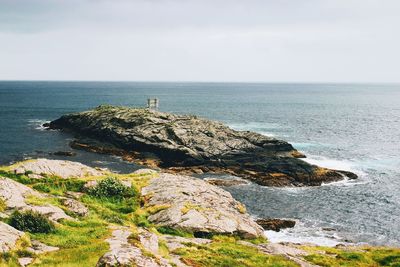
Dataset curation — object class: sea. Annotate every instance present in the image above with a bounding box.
[0,81,399,247]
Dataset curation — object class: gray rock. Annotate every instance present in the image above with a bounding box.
[0,222,25,253]
[18,257,33,267]
[97,228,171,267]
[0,176,73,222]
[61,198,89,217]
[27,240,59,254]
[142,173,264,238]
[12,158,107,179]
[0,177,41,209]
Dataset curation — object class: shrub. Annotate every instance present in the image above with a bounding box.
[88,177,136,199]
[9,210,55,233]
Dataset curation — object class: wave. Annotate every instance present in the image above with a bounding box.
[227,122,282,137]
[302,156,367,177]
[27,119,50,131]
[264,222,350,247]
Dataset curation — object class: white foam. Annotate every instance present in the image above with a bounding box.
[264,224,348,247]
[28,119,50,131]
[302,156,367,178]
[227,122,280,137]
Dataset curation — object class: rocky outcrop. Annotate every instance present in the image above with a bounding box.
[48,105,357,186]
[0,222,25,253]
[142,173,264,238]
[97,227,170,267]
[12,158,107,179]
[0,176,73,222]
[256,218,296,232]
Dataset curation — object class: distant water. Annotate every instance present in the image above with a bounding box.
[0,81,399,246]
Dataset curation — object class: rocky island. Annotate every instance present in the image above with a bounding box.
[47,105,357,187]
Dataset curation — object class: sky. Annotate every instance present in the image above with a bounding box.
[0,0,399,82]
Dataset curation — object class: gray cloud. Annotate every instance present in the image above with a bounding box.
[0,0,399,82]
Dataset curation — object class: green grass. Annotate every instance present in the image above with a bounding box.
[30,216,109,267]
[174,236,298,267]
[303,246,400,267]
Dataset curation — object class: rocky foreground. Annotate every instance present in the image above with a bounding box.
[47,105,357,186]
[0,159,398,267]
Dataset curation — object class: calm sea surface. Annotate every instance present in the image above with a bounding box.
[0,81,399,246]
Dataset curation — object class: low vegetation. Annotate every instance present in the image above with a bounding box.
[174,236,298,267]
[9,210,55,234]
[303,246,400,267]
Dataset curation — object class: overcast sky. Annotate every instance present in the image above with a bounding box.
[0,0,399,82]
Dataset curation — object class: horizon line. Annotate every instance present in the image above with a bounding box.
[0,79,399,85]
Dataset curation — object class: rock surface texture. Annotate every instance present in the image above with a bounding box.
[0,222,24,253]
[142,173,264,238]
[48,105,357,186]
[12,158,106,179]
[0,176,73,222]
[97,228,170,267]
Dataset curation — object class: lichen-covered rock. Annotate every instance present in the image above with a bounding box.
[48,105,357,186]
[61,198,89,217]
[0,177,41,209]
[27,240,59,254]
[0,222,25,253]
[0,177,73,222]
[142,173,264,238]
[12,158,107,179]
[97,228,170,267]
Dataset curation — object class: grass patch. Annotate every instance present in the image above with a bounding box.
[157,226,194,238]
[0,198,6,212]
[174,235,298,267]
[30,216,109,267]
[303,246,400,267]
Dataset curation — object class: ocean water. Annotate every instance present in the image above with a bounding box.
[0,81,399,246]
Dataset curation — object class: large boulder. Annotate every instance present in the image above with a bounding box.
[0,222,25,253]
[48,105,357,186]
[12,158,107,179]
[142,173,264,238]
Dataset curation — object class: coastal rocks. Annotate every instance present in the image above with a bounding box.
[97,228,170,267]
[12,158,107,179]
[204,177,249,187]
[48,105,357,186]
[256,218,296,232]
[50,151,77,157]
[0,176,73,222]
[142,173,264,238]
[0,222,24,253]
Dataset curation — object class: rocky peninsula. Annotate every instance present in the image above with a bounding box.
[47,105,356,187]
